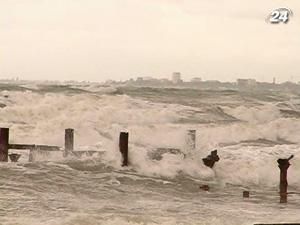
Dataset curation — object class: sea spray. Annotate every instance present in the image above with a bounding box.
[1,85,300,224]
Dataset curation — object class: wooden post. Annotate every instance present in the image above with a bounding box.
[0,128,9,162]
[186,130,196,150]
[119,132,129,166]
[64,128,74,157]
[277,155,293,203]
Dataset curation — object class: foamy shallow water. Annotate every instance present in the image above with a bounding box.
[1,159,300,225]
[0,83,300,224]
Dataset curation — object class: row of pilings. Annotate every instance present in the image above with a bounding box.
[0,128,295,204]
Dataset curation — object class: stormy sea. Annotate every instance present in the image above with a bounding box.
[0,82,299,225]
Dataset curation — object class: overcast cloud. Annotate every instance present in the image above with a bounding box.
[0,0,299,82]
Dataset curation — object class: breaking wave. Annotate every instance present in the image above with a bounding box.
[0,86,299,187]
[1,84,300,224]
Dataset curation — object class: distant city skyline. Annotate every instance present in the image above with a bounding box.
[1,0,299,83]
[1,73,299,85]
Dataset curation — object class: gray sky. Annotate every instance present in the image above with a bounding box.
[1,0,299,82]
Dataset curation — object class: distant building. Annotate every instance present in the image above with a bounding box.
[172,72,182,84]
[237,79,256,87]
[142,76,155,81]
[159,78,170,83]
[104,79,115,85]
[136,77,143,82]
[134,76,168,86]
[136,77,155,82]
[191,77,202,83]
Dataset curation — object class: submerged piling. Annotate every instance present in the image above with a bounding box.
[9,153,21,162]
[202,150,220,168]
[199,185,209,191]
[277,155,294,203]
[119,132,129,166]
[0,128,9,162]
[64,128,74,157]
[243,191,250,198]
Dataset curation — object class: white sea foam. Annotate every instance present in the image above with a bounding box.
[1,216,250,225]
[1,87,300,225]
[0,89,299,186]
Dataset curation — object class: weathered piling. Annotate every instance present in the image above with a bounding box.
[0,128,9,162]
[277,155,294,203]
[119,132,129,166]
[9,153,21,162]
[202,150,220,168]
[243,191,250,198]
[186,130,196,150]
[199,185,210,191]
[64,128,74,157]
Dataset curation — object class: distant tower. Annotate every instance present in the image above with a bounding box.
[273,77,276,84]
[172,72,182,84]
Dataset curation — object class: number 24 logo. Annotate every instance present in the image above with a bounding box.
[267,8,293,24]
